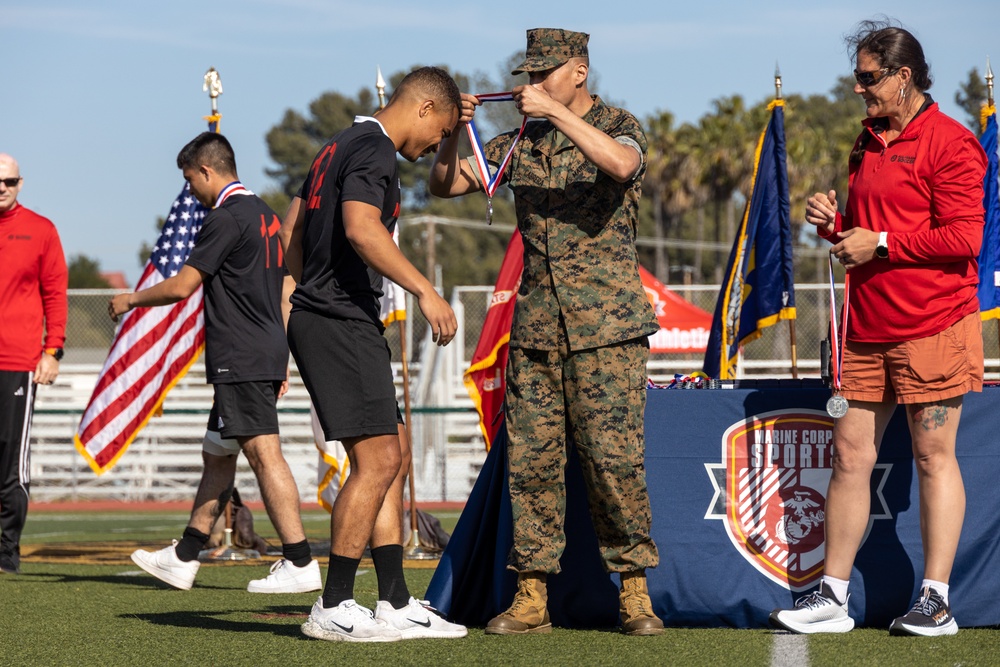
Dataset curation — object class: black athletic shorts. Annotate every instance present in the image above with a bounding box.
[206,380,281,439]
[288,310,401,441]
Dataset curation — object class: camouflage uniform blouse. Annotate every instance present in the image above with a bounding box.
[483,95,659,352]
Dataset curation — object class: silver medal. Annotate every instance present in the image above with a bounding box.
[826,394,849,418]
[487,197,493,225]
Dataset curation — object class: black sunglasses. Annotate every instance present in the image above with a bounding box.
[0,177,22,188]
[853,66,897,87]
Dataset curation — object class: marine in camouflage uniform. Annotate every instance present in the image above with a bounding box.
[429,28,664,635]
[484,94,661,575]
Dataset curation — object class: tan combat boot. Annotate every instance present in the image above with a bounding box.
[485,572,552,634]
[620,570,665,636]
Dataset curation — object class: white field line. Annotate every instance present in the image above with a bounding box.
[771,632,809,667]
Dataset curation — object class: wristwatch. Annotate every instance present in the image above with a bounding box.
[875,231,889,259]
[44,347,64,361]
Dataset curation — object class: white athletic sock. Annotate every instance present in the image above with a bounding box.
[922,579,949,604]
[821,575,850,604]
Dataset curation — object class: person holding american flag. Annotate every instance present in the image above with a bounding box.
[109,133,320,594]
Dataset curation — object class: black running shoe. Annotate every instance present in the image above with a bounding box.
[889,586,958,636]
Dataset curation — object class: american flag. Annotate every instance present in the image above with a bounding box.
[74,183,208,474]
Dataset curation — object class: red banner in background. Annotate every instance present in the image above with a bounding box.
[463,230,522,451]
[638,266,712,354]
[465,231,711,450]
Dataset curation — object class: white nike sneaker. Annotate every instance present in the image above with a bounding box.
[301,598,403,643]
[769,582,855,634]
[131,540,199,590]
[375,597,469,639]
[247,559,322,593]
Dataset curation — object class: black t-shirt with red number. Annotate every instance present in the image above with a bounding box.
[185,190,288,384]
[291,119,400,329]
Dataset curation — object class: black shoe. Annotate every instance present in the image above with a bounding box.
[0,551,19,575]
[889,586,958,636]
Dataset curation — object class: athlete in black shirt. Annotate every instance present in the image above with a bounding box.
[109,133,320,594]
[280,67,466,642]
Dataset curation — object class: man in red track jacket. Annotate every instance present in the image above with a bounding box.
[0,153,68,574]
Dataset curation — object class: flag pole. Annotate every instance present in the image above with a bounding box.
[376,65,387,112]
[985,59,1000,359]
[195,67,256,562]
[375,67,434,559]
[203,67,223,133]
[399,298,434,558]
[987,56,994,109]
[775,63,799,379]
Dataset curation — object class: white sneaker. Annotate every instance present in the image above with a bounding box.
[247,559,322,593]
[301,598,403,643]
[130,540,199,590]
[375,597,469,639]
[769,583,855,634]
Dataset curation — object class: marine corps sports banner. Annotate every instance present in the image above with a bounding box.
[704,408,891,592]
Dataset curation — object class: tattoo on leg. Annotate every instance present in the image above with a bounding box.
[911,405,949,431]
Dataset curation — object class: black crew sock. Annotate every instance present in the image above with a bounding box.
[370,544,410,609]
[282,539,312,568]
[322,553,361,609]
[174,527,210,562]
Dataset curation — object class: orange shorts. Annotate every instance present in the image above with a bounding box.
[840,311,983,405]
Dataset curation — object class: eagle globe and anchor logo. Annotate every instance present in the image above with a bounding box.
[704,409,893,592]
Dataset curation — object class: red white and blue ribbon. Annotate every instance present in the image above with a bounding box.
[827,254,850,393]
[466,92,528,198]
[215,180,251,208]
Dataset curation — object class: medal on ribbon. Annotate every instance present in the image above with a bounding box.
[826,254,850,418]
[466,92,527,224]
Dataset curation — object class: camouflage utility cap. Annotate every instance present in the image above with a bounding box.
[511,28,589,75]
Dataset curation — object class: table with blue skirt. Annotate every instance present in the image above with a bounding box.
[426,380,1000,629]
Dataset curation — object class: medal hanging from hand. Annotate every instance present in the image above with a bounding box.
[827,254,850,418]
[466,92,527,224]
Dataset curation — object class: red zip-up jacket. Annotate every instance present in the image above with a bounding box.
[0,202,68,371]
[821,101,987,343]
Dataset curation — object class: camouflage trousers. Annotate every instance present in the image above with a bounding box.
[504,338,659,574]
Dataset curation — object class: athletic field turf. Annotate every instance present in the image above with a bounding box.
[2,508,997,666]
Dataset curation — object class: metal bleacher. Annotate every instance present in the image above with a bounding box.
[41,281,848,507]
[31,362,307,502]
[29,355,488,505]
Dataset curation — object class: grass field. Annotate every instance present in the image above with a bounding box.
[2,509,998,666]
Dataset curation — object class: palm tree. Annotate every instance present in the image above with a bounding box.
[643,111,702,282]
[687,96,757,281]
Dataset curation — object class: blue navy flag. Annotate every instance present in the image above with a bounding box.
[703,100,796,380]
[977,105,999,320]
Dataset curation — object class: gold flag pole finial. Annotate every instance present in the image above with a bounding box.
[987,56,994,108]
[203,67,223,132]
[774,62,783,101]
[376,65,387,110]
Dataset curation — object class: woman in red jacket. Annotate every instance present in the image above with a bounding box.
[770,20,987,637]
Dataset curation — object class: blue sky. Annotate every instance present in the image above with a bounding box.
[5,0,996,283]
